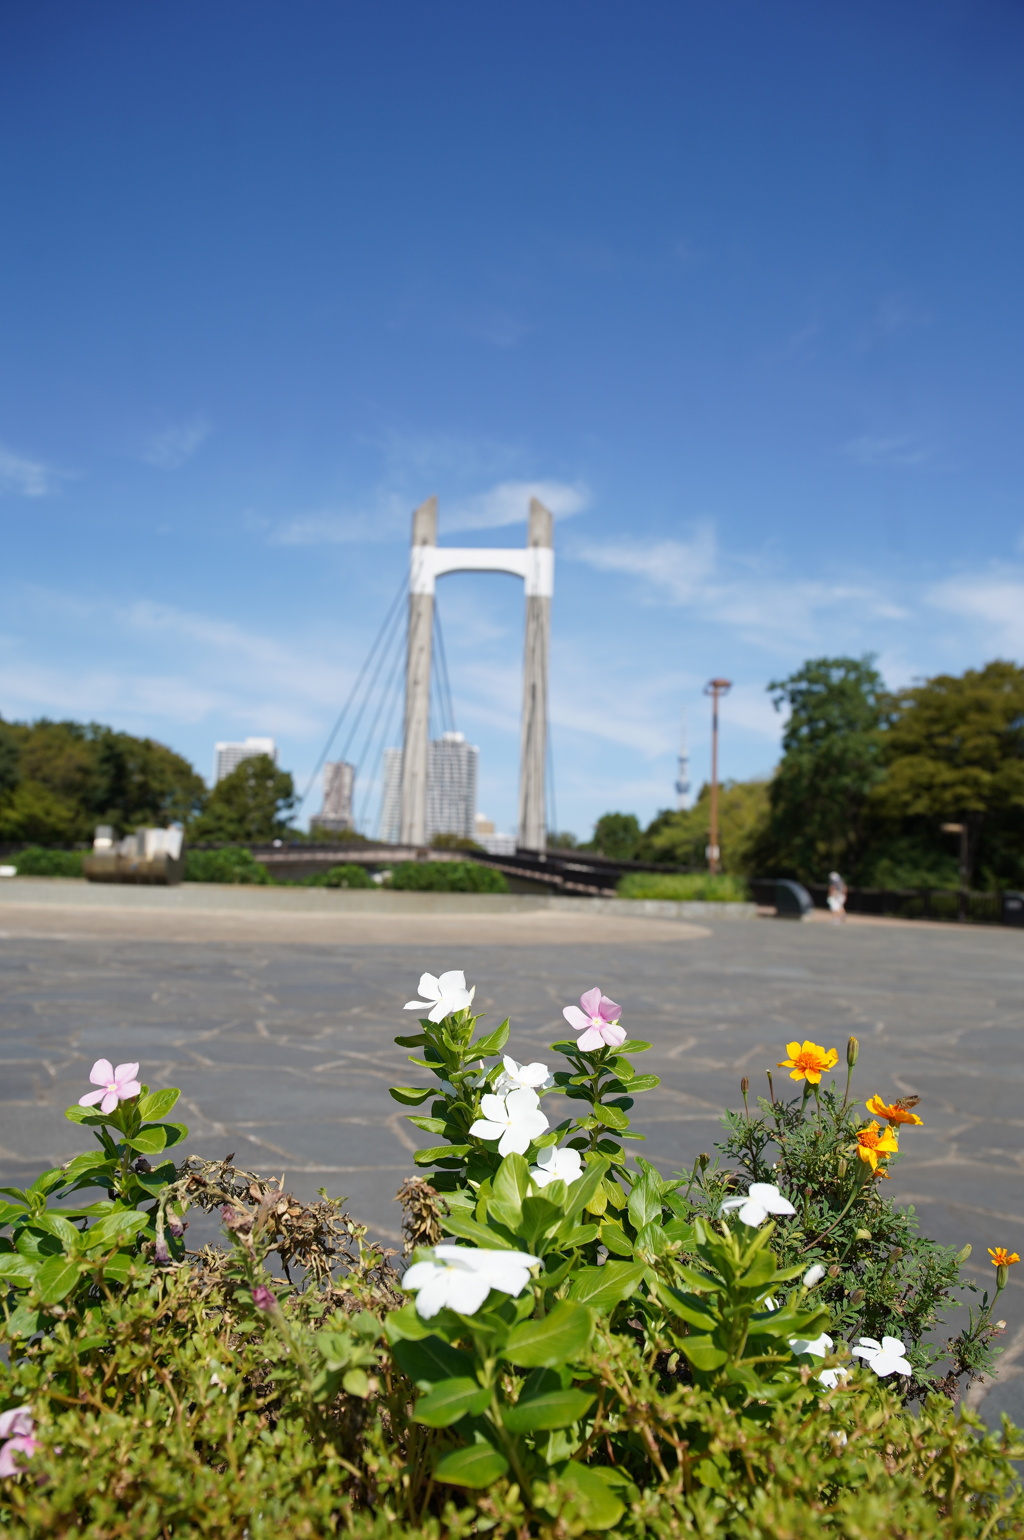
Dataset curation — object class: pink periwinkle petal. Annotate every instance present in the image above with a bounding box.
[597,995,622,1022]
[117,1079,142,1099]
[562,1005,589,1032]
[0,1434,38,1477]
[89,1058,114,1086]
[602,1022,627,1047]
[578,986,603,1017]
[113,1062,140,1089]
[99,1091,119,1115]
[78,1088,107,1108]
[575,1026,607,1052]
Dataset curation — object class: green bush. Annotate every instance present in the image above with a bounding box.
[389,860,509,893]
[297,863,374,888]
[617,870,748,902]
[10,846,83,877]
[183,847,271,884]
[2,979,1022,1536]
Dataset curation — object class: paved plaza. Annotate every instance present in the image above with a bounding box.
[2,886,1024,1424]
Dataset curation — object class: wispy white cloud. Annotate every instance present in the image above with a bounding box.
[444,479,588,532]
[141,418,211,470]
[0,444,65,497]
[573,527,716,604]
[842,434,932,468]
[271,478,589,546]
[927,569,1024,656]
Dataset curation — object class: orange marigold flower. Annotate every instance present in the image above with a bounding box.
[988,1248,1020,1268]
[865,1095,924,1127]
[854,1120,899,1173]
[777,1041,839,1085]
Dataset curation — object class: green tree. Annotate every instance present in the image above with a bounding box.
[640,778,770,875]
[755,656,887,882]
[585,811,642,860]
[189,755,296,844]
[871,660,1024,888]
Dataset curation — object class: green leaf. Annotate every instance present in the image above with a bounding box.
[389,1086,434,1105]
[342,1368,371,1398]
[474,1018,511,1056]
[621,1074,660,1093]
[124,1125,168,1154]
[441,1212,516,1250]
[627,1178,662,1231]
[0,1254,37,1284]
[563,1157,609,1222]
[657,1285,718,1332]
[406,1116,449,1134]
[3,1303,43,1337]
[0,1201,25,1227]
[34,1254,85,1304]
[413,1145,471,1166]
[414,1375,490,1427]
[592,1102,629,1131]
[0,1187,28,1204]
[63,1104,110,1126]
[384,1301,436,1342]
[554,1462,627,1531]
[616,1039,651,1053]
[504,1301,593,1368]
[600,1221,633,1257]
[28,1212,81,1249]
[678,1334,729,1371]
[394,1033,427,1047]
[433,1443,509,1488]
[59,1152,116,1186]
[558,1223,600,1250]
[97,1251,136,1285]
[502,1387,595,1433]
[568,1261,645,1312]
[84,1210,149,1251]
[136,1088,180,1121]
[391,1334,475,1385]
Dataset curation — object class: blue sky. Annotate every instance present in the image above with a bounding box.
[2,0,1023,839]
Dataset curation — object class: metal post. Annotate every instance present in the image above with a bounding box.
[400,497,437,846]
[517,499,553,852]
[704,678,732,875]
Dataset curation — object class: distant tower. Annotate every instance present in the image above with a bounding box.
[315,760,355,833]
[674,710,691,811]
[214,736,277,784]
[426,731,479,842]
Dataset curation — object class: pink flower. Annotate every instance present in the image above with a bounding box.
[562,987,626,1051]
[78,1059,142,1115]
[252,1285,276,1311]
[0,1406,38,1478]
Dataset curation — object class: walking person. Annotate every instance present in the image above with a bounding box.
[827,870,847,923]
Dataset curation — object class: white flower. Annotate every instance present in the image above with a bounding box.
[790,1331,833,1358]
[495,1055,553,1094]
[470,1088,549,1156]
[819,1367,851,1389]
[530,1146,583,1188]
[803,1264,826,1287]
[720,1182,796,1227]
[851,1335,912,1377]
[404,970,475,1023]
[402,1244,540,1319]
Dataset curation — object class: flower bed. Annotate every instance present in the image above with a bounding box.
[1,974,1022,1537]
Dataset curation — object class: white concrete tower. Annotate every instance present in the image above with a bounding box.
[517,498,552,852]
[399,496,437,845]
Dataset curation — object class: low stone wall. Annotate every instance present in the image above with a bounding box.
[0,877,757,921]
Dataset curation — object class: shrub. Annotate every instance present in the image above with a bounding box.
[1,976,1022,1536]
[617,870,748,902]
[389,860,509,893]
[299,863,374,888]
[10,846,84,878]
[184,847,271,884]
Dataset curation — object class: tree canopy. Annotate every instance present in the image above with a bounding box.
[189,755,296,844]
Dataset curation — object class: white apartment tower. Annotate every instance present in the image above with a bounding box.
[315,760,355,832]
[214,737,277,784]
[379,734,478,845]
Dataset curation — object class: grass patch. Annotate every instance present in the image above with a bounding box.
[616,870,749,902]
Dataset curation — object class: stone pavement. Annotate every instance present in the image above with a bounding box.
[1,893,1023,1423]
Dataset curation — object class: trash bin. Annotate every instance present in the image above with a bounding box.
[1001,891,1024,927]
[775,879,813,919]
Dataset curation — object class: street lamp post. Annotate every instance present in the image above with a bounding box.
[704,678,732,876]
[941,821,969,921]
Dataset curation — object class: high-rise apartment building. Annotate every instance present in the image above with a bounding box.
[378,734,479,845]
[426,731,478,843]
[314,760,355,833]
[213,737,277,784]
[379,747,403,844]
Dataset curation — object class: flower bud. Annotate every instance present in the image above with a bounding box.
[167,1217,185,1238]
[154,1238,170,1266]
[828,1264,841,1278]
[252,1285,276,1312]
[740,1076,749,1096]
[803,1264,826,1287]
[956,1243,972,1264]
[846,1036,859,1069]
[855,1228,872,1241]
[850,1288,865,1306]
[997,1264,1009,1291]
[836,1158,848,1179]
[698,1152,710,1172]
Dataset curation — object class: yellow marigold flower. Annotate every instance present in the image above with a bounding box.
[865,1095,924,1127]
[988,1248,1020,1268]
[777,1041,839,1085]
[854,1120,899,1173]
